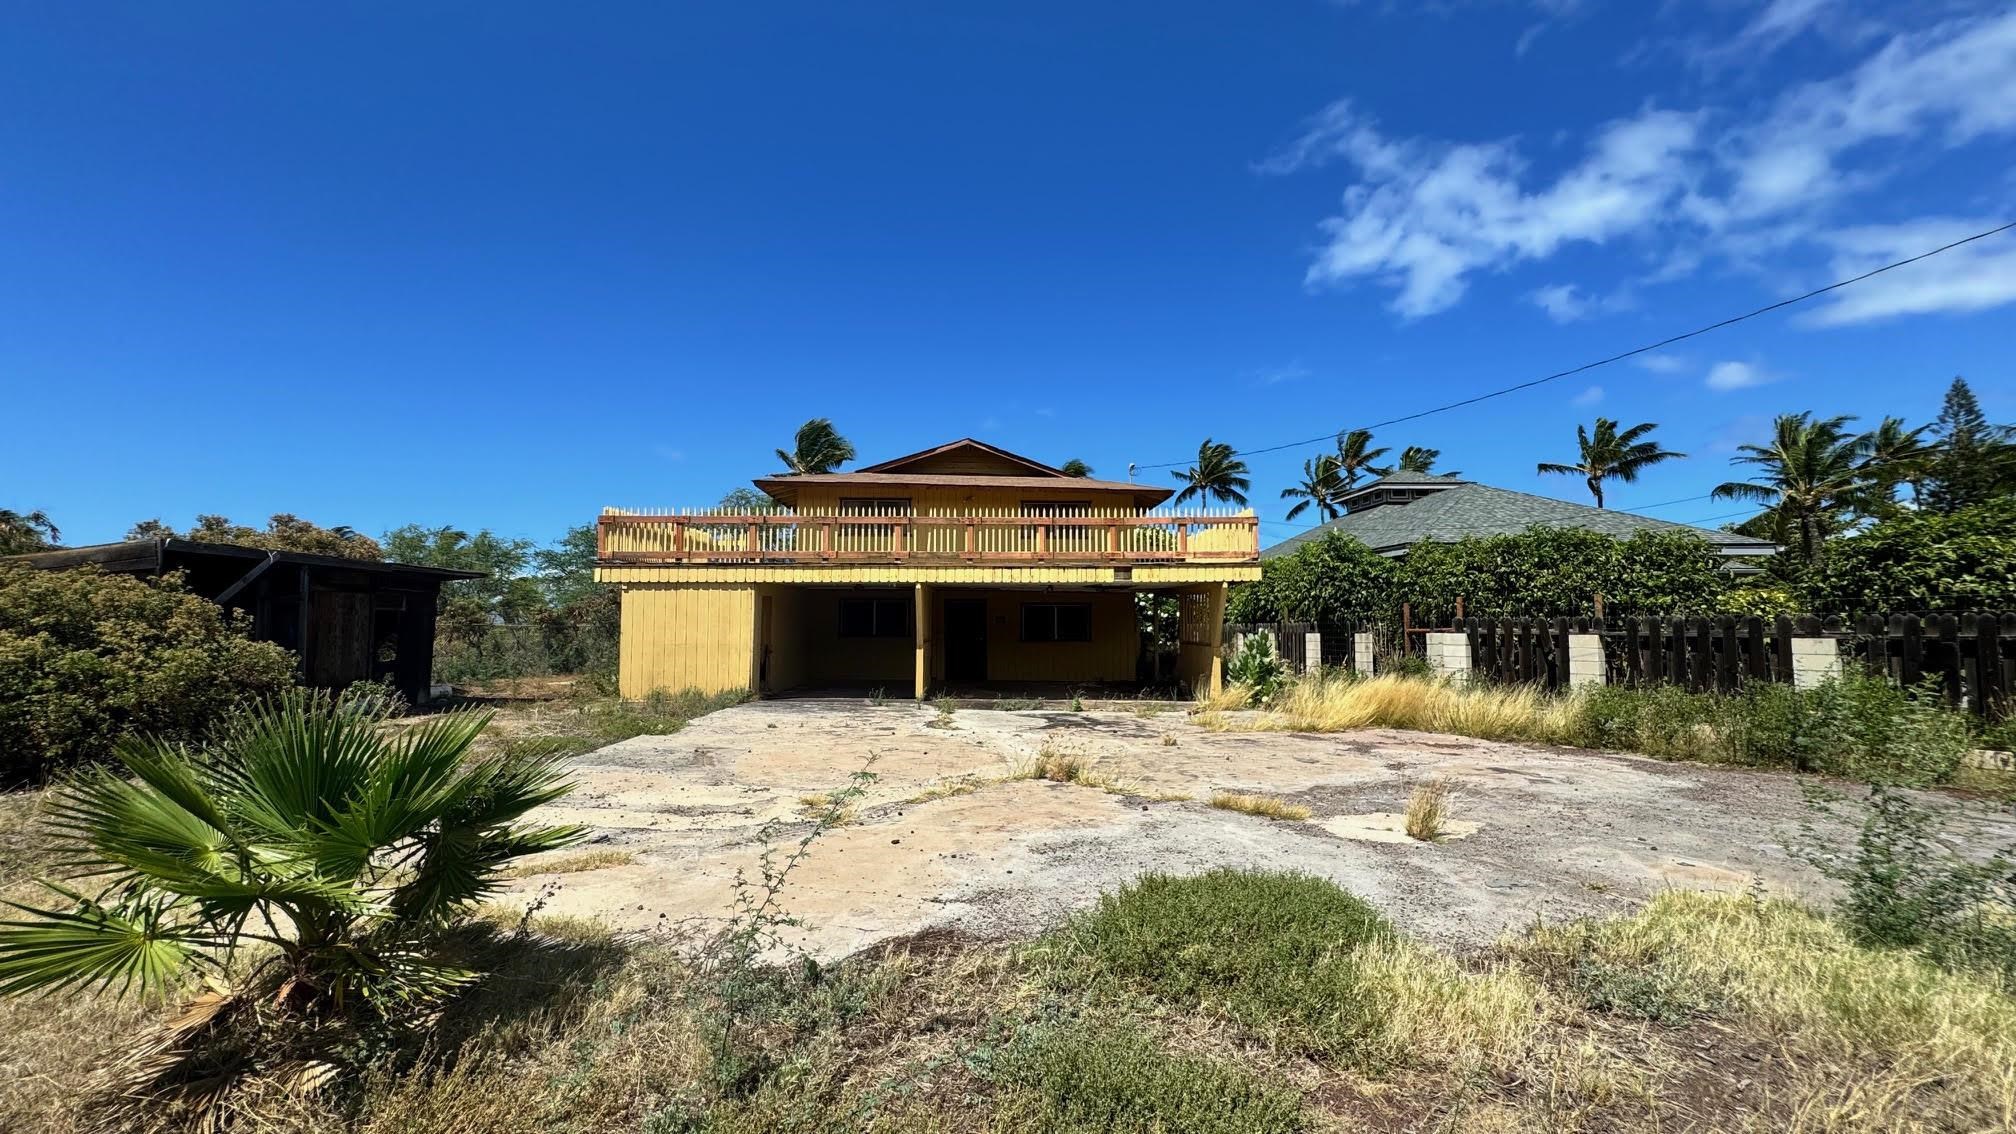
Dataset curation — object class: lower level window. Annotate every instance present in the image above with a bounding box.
[1021,602,1092,642]
[839,596,910,638]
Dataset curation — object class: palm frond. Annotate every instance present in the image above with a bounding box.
[0,886,215,997]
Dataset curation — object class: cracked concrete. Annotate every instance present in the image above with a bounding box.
[505,699,2001,958]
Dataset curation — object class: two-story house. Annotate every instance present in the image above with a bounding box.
[595,439,1260,699]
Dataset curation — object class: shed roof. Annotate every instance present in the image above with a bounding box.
[2,538,486,580]
[1264,477,1776,559]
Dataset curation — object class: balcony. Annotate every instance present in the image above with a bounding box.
[596,507,1259,566]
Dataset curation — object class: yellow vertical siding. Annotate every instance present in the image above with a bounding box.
[618,584,756,698]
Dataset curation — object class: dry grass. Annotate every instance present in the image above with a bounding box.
[1207,673,1585,744]
[1513,890,2016,1131]
[1194,683,1250,713]
[796,792,860,825]
[1208,792,1312,821]
[1159,733,1178,747]
[1404,777,1455,842]
[902,777,983,805]
[499,848,635,879]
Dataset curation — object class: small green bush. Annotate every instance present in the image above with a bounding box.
[992,1021,1302,1134]
[1226,634,1288,704]
[1569,675,1969,786]
[1801,784,2016,983]
[0,565,296,783]
[1046,870,1395,1061]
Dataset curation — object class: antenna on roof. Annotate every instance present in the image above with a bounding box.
[1126,462,1136,482]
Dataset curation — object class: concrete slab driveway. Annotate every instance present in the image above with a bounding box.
[510,699,1847,957]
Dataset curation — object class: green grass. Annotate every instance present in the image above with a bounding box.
[991,1022,1302,1133]
[1041,870,1396,1061]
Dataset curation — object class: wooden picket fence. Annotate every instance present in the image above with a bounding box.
[1449,612,2016,720]
[1225,612,2016,721]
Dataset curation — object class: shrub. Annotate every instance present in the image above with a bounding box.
[1226,634,1288,704]
[0,565,296,783]
[1802,498,2016,614]
[0,693,582,1120]
[1800,784,2016,981]
[1049,870,1393,1059]
[992,1021,1302,1134]
[1228,531,1397,624]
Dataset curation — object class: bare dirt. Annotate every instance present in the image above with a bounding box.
[498,698,1985,959]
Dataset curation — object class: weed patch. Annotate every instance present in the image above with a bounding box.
[989,1021,1302,1133]
[1404,777,1455,842]
[1209,792,1311,821]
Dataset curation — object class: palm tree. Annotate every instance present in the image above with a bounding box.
[1059,458,1093,477]
[1397,446,1442,474]
[1280,454,1345,521]
[774,418,857,475]
[1859,415,1934,509]
[1535,417,1687,508]
[1712,413,1870,568]
[1170,439,1251,507]
[1332,429,1393,489]
[0,693,581,1101]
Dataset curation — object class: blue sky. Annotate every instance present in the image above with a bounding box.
[5,1,2014,551]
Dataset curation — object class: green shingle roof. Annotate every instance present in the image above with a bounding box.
[1264,477,1777,560]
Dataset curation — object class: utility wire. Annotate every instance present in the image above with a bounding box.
[1133,220,2016,472]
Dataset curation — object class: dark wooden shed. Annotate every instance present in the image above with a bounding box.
[3,538,483,706]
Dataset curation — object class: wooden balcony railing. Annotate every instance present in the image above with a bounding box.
[596,507,1259,566]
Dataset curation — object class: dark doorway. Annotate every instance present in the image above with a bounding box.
[944,598,987,682]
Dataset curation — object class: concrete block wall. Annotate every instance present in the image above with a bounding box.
[1352,632,1375,674]
[1304,632,1322,674]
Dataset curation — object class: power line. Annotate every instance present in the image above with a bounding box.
[1133,220,2016,472]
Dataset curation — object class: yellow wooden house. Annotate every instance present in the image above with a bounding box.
[595,438,1260,700]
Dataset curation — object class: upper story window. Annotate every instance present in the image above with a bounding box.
[839,498,913,515]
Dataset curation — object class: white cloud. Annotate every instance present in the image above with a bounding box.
[1802,217,2016,325]
[1285,104,1701,316]
[1248,360,1312,386]
[1529,281,1636,322]
[1275,8,2016,322]
[1705,360,1775,391]
[1632,352,1689,374]
[1572,384,1605,406]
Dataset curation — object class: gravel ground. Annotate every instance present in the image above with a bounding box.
[508,699,2007,957]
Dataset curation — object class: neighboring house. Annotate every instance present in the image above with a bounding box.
[596,438,1260,699]
[1263,471,1778,570]
[2,537,484,705]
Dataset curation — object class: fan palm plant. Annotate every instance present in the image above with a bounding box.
[1535,417,1687,508]
[1332,429,1392,490]
[1712,413,1872,568]
[774,418,857,475]
[0,693,581,1102]
[1170,439,1251,507]
[1059,458,1093,477]
[1280,454,1345,521]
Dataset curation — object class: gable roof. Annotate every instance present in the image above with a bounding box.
[856,438,1064,477]
[1264,477,1777,560]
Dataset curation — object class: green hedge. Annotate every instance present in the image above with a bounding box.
[1801,499,2016,615]
[1233,527,1730,624]
[0,566,296,782]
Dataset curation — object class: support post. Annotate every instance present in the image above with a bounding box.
[1567,633,1605,688]
[1424,631,1470,681]
[1353,631,1375,675]
[1790,633,1841,689]
[1206,581,1227,695]
[914,583,930,700]
[1304,630,1321,675]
